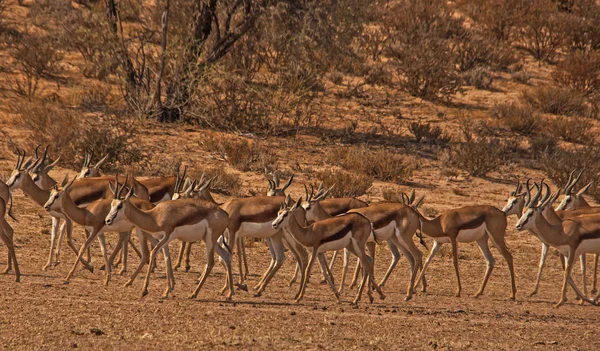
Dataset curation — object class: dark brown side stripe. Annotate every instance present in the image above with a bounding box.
[457,215,486,231]
[320,223,352,245]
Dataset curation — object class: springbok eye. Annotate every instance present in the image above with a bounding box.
[117,203,122,209]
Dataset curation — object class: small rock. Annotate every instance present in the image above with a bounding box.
[290,311,297,316]
[89,328,104,336]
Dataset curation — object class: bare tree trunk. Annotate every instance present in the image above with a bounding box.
[154,0,171,109]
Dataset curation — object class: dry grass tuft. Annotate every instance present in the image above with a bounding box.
[315,169,373,197]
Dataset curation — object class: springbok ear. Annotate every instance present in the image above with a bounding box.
[125,186,134,201]
[65,175,77,190]
[292,197,302,210]
[267,179,275,191]
[94,154,109,168]
[273,170,281,187]
[60,174,70,187]
[285,193,292,206]
[401,192,409,205]
[109,181,117,196]
[577,182,593,196]
[408,189,415,204]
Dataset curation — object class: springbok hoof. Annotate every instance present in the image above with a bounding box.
[141,290,149,298]
[404,295,412,302]
[235,283,248,292]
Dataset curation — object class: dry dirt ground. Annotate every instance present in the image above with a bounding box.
[1,182,600,351]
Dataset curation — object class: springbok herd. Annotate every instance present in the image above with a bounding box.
[1,146,600,309]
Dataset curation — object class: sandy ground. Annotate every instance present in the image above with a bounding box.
[1,187,600,351]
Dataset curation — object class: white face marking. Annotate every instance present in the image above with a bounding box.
[502,196,518,213]
[556,195,573,211]
[272,208,289,229]
[6,170,21,188]
[78,168,90,179]
[105,199,125,225]
[516,208,535,231]
[43,189,61,211]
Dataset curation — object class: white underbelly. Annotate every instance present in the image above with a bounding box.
[170,220,209,242]
[105,221,134,233]
[49,211,65,219]
[237,221,278,239]
[372,221,396,242]
[317,234,352,253]
[576,239,600,255]
[435,224,487,244]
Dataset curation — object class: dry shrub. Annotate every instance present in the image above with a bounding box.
[561,1,600,52]
[521,86,586,116]
[204,137,277,172]
[16,101,144,172]
[459,0,529,42]
[515,0,566,62]
[553,52,600,97]
[449,119,507,177]
[528,135,558,160]
[142,155,183,177]
[315,169,373,197]
[10,33,63,99]
[539,146,600,201]
[512,70,532,84]
[451,138,505,177]
[15,101,79,164]
[489,102,540,135]
[74,115,145,172]
[325,145,414,183]
[201,165,242,197]
[385,0,463,101]
[74,82,113,112]
[61,9,118,80]
[461,67,493,90]
[408,122,448,144]
[328,71,344,85]
[545,116,594,144]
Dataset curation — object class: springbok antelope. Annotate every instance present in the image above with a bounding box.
[555,170,600,293]
[272,197,385,306]
[43,175,146,285]
[414,202,516,299]
[6,153,118,271]
[77,150,109,179]
[266,170,294,197]
[342,197,425,301]
[104,182,235,300]
[516,180,599,307]
[220,193,312,297]
[0,196,20,282]
[28,147,60,189]
[292,183,368,283]
[532,182,600,299]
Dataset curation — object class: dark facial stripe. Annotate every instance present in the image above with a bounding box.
[320,223,352,245]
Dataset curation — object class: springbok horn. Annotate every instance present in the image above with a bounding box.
[531,180,543,208]
[273,170,281,188]
[525,179,532,207]
[281,174,294,192]
[540,182,551,205]
[95,154,109,168]
[304,184,310,201]
[34,144,41,159]
[409,189,415,204]
[564,170,576,195]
